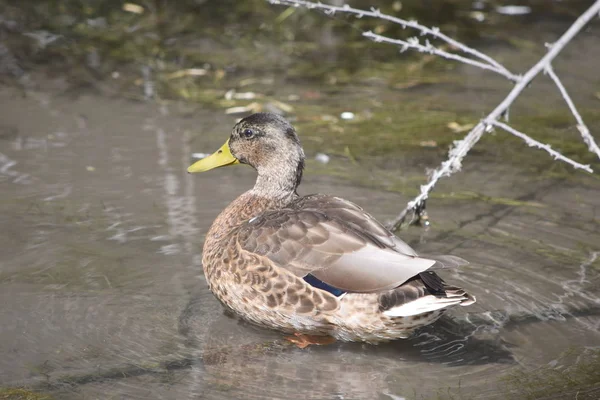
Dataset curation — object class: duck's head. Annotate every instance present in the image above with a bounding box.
[188,113,305,194]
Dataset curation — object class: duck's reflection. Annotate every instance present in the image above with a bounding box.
[183,301,517,400]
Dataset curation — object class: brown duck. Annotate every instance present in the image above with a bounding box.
[188,113,475,347]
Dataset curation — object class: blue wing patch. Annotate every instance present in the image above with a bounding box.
[303,274,346,297]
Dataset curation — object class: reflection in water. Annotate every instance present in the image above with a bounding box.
[0,151,32,184]
[151,118,199,252]
[188,309,514,400]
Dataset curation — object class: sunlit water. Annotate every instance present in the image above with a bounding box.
[1,8,600,400]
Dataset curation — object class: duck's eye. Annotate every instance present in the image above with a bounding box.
[242,128,254,138]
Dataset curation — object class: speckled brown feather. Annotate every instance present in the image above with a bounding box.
[233,194,450,293]
[198,113,476,343]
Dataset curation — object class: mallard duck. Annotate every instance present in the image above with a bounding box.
[188,113,475,347]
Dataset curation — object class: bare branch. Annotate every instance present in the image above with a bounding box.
[491,121,593,173]
[268,0,517,80]
[389,123,488,231]
[364,31,518,81]
[388,1,600,230]
[545,65,600,160]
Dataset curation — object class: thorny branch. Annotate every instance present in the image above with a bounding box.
[268,0,517,80]
[363,31,517,79]
[268,0,600,230]
[544,65,600,161]
[491,121,593,173]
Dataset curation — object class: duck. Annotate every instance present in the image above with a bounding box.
[188,112,475,347]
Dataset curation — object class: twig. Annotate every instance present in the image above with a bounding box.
[545,65,600,160]
[390,123,488,230]
[491,121,593,173]
[363,32,517,80]
[388,1,600,231]
[267,0,518,80]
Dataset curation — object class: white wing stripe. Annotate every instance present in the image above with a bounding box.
[383,295,464,317]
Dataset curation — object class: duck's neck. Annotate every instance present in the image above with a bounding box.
[206,157,304,242]
[254,159,302,198]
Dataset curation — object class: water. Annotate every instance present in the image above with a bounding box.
[1,1,599,399]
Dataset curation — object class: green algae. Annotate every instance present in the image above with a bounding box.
[501,348,600,400]
[0,389,53,400]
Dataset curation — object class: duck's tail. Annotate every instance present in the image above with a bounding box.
[379,276,476,318]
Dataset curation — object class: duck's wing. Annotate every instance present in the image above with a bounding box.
[290,194,419,257]
[235,194,467,293]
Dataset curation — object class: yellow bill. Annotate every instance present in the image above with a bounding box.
[187,139,239,173]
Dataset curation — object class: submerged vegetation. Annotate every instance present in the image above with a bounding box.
[502,347,600,400]
[1,0,598,173]
[0,388,52,400]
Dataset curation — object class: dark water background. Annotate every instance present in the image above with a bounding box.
[1,1,599,399]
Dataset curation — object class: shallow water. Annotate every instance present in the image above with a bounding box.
[1,2,600,399]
